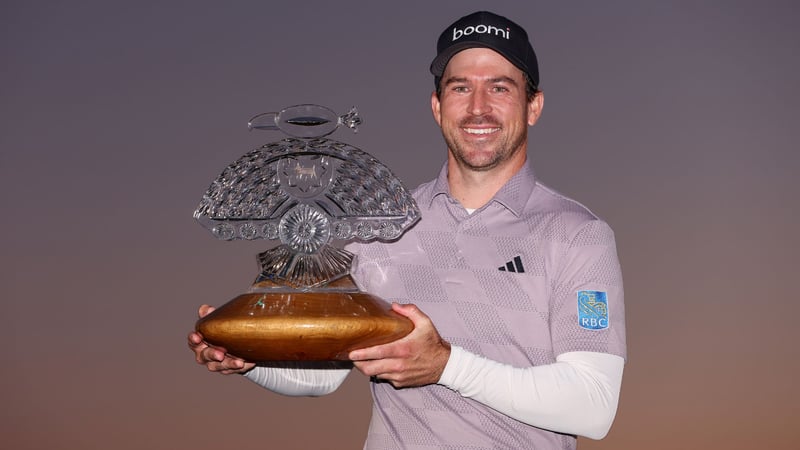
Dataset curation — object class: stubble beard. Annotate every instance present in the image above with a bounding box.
[443,116,527,172]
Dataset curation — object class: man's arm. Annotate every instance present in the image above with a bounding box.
[440,346,624,439]
[349,302,451,388]
[348,303,623,439]
[188,305,351,396]
[243,362,352,397]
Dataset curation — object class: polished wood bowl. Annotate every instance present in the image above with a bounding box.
[196,288,414,361]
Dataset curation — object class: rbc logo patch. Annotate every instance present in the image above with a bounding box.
[577,290,609,330]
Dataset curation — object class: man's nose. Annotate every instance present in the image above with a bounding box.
[468,90,492,116]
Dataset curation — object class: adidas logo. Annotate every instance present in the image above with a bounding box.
[498,256,525,273]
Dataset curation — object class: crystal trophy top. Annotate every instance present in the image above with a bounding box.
[194,104,420,290]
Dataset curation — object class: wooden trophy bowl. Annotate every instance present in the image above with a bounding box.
[196,289,414,361]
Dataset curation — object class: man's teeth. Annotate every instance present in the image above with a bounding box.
[464,128,499,134]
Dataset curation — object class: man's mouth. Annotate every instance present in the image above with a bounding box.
[463,127,500,135]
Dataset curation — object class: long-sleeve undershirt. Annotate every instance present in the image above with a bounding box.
[244,349,623,439]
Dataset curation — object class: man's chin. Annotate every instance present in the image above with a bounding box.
[454,154,502,172]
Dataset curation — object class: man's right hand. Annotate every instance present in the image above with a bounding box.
[188,304,256,375]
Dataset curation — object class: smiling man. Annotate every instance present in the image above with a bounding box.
[432,46,542,208]
[190,11,627,449]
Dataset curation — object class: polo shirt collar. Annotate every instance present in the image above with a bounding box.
[427,161,536,217]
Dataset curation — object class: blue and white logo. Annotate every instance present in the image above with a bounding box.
[577,290,609,330]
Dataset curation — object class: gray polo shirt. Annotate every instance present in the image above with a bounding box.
[350,162,626,449]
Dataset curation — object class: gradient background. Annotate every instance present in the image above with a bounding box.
[2,1,798,449]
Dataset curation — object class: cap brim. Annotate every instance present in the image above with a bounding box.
[430,42,488,76]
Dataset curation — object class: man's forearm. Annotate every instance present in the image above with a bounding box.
[244,361,353,397]
[438,347,624,439]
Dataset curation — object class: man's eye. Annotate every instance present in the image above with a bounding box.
[452,86,469,93]
[492,86,509,93]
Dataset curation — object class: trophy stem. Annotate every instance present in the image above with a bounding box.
[254,244,354,290]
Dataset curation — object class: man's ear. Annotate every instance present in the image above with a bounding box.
[431,91,443,127]
[527,91,544,126]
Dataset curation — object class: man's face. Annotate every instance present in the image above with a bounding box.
[431,47,543,172]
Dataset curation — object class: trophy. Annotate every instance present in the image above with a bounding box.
[194,105,419,361]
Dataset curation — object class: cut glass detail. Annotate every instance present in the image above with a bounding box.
[194,137,419,242]
[240,223,258,240]
[255,245,354,289]
[278,204,331,254]
[194,105,420,289]
[333,222,352,240]
[247,104,361,138]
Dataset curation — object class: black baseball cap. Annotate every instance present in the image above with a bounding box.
[430,11,539,90]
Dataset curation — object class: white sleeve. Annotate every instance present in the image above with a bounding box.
[438,347,624,439]
[243,361,352,397]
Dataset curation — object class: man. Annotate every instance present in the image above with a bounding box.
[189,11,626,449]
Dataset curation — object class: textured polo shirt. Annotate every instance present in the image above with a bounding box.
[349,162,626,449]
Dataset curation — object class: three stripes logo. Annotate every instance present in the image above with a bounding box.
[498,256,525,273]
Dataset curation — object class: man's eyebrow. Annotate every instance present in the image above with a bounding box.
[489,76,519,86]
[443,75,519,86]
[443,76,468,86]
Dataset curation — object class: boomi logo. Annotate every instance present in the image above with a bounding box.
[453,24,510,41]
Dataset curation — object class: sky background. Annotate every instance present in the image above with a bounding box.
[2,1,798,449]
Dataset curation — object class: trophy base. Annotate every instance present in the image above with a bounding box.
[196,287,414,361]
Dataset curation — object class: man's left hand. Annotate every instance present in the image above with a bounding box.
[349,302,451,388]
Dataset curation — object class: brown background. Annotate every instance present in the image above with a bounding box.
[2,1,797,449]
